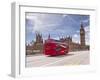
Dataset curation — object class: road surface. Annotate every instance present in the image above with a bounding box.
[26,51,89,67]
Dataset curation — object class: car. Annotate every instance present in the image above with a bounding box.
[44,39,69,56]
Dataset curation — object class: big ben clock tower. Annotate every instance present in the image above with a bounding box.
[80,23,85,46]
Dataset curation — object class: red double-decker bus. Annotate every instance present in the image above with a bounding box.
[44,39,69,56]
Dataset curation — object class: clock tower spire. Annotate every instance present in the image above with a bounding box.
[80,22,85,46]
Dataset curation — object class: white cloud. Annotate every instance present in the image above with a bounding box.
[82,19,89,23]
[76,30,80,33]
[26,13,90,45]
[67,15,79,26]
[73,26,90,45]
[85,26,90,32]
[26,13,63,33]
[72,33,80,43]
[26,40,31,45]
[72,26,90,45]
[84,26,90,45]
[73,34,78,38]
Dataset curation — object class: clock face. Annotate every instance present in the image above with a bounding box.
[80,30,84,34]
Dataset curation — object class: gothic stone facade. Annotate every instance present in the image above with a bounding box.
[26,23,89,55]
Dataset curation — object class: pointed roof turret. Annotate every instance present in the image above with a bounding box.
[48,34,50,39]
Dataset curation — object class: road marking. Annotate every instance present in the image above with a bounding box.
[26,51,89,67]
[41,52,89,66]
[41,57,68,67]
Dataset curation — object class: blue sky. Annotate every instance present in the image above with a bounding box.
[25,13,90,45]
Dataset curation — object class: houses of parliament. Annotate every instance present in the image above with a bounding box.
[26,23,89,55]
